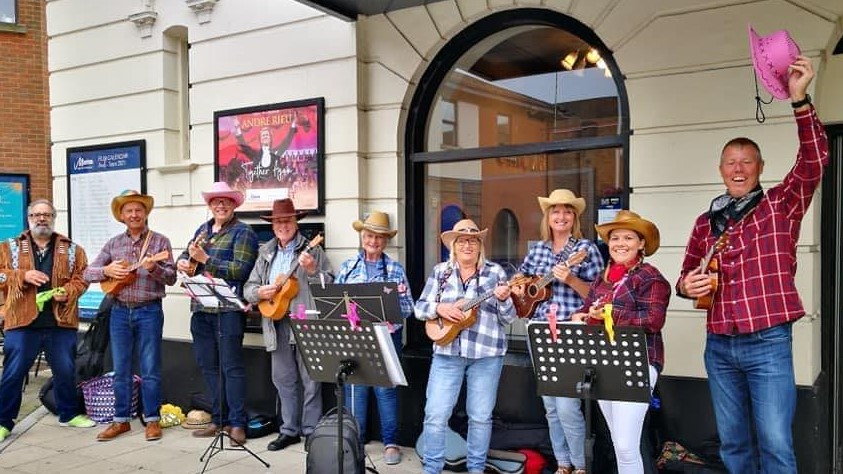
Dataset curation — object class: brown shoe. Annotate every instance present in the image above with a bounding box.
[145,421,162,441]
[229,427,247,447]
[192,423,220,438]
[97,422,131,441]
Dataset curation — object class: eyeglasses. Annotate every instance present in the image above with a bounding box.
[454,238,480,247]
[28,212,55,219]
[209,199,234,208]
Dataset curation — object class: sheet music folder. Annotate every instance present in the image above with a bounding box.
[309,282,402,324]
[181,274,247,311]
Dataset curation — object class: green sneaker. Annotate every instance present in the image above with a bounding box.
[0,426,10,442]
[60,415,96,428]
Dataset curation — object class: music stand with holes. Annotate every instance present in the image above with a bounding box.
[310,282,403,323]
[527,321,651,473]
[290,318,407,474]
[181,275,270,473]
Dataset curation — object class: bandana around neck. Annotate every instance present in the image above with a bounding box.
[708,184,763,237]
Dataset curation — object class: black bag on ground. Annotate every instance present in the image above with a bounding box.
[305,407,365,474]
[76,295,114,382]
[38,376,85,415]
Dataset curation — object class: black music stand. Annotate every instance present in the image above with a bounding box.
[181,275,270,473]
[527,321,651,473]
[310,282,403,323]
[290,318,407,474]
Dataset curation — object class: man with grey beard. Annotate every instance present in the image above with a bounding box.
[0,199,95,443]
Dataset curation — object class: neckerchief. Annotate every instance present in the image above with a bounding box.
[708,184,763,237]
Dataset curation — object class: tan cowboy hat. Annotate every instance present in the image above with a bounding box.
[201,181,244,208]
[111,189,154,223]
[595,210,660,256]
[440,219,488,248]
[538,189,586,215]
[352,211,398,238]
[181,409,211,429]
[259,198,308,222]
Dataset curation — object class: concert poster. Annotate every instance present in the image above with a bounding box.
[214,98,325,215]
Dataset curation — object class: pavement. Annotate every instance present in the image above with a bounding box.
[0,406,423,473]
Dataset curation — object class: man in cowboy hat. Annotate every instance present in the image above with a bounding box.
[0,199,96,443]
[176,182,258,446]
[244,198,333,451]
[335,210,414,464]
[677,55,827,472]
[84,190,176,442]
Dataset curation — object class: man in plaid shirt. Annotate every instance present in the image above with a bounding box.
[678,56,828,473]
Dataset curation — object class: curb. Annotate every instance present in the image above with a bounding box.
[0,405,49,454]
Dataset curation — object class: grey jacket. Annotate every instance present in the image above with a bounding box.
[244,233,333,351]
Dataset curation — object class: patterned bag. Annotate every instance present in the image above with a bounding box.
[80,372,142,423]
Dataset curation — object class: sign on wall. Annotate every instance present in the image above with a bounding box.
[214,98,325,215]
[0,174,29,241]
[66,140,145,319]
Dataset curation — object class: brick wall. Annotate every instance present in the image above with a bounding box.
[0,0,50,202]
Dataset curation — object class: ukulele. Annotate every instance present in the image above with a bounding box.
[258,233,324,320]
[100,250,170,296]
[425,275,529,346]
[184,230,208,277]
[512,248,588,318]
[694,232,730,310]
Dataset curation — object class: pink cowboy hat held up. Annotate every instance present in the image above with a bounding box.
[748,25,801,100]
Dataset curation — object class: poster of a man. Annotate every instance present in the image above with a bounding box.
[215,99,324,214]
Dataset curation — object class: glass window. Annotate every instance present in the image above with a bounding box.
[0,0,15,24]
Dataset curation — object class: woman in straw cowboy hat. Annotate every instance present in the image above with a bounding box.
[513,189,604,474]
[334,211,414,465]
[175,182,258,446]
[414,218,516,474]
[571,210,670,474]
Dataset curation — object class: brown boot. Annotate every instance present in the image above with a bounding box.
[97,422,131,441]
[145,421,162,441]
[229,427,247,447]
[192,423,220,438]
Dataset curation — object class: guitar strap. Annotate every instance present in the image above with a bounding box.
[137,230,152,262]
[554,237,578,266]
[435,265,453,303]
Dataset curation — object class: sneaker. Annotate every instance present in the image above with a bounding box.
[383,446,402,465]
[0,426,10,442]
[60,415,96,428]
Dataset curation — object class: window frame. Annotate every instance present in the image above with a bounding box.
[0,0,16,25]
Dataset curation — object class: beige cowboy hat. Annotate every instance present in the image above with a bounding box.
[595,210,661,256]
[352,211,398,238]
[201,181,245,208]
[538,189,586,215]
[440,219,488,248]
[259,198,308,222]
[181,409,211,429]
[111,189,154,223]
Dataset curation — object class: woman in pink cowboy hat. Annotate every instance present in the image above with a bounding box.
[571,210,670,474]
[176,181,259,446]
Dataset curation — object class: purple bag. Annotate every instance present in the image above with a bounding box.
[80,372,141,423]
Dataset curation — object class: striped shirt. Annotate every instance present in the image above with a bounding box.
[678,106,829,335]
[335,250,415,321]
[414,260,516,359]
[519,238,604,320]
[84,228,176,303]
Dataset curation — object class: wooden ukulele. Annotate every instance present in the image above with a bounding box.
[425,275,529,346]
[184,230,208,277]
[101,250,170,296]
[694,232,730,310]
[258,233,324,320]
[512,248,588,318]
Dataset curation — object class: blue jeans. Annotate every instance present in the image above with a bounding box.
[0,327,79,430]
[422,354,504,474]
[345,330,402,446]
[191,311,247,428]
[704,323,796,473]
[110,301,164,422]
[542,396,586,469]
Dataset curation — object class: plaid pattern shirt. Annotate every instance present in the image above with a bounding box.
[577,263,670,370]
[414,260,516,359]
[85,228,176,303]
[335,251,415,321]
[519,238,604,320]
[678,106,829,335]
[178,218,258,313]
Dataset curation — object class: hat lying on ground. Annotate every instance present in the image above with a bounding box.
[181,409,212,429]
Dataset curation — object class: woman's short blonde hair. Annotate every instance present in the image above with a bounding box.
[540,204,583,242]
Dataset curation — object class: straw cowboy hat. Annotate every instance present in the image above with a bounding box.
[201,181,244,208]
[440,219,488,248]
[595,210,661,256]
[259,198,308,222]
[111,189,154,223]
[352,211,398,238]
[181,409,211,430]
[538,189,586,215]
[748,25,801,100]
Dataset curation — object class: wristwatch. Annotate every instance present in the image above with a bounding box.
[791,94,811,109]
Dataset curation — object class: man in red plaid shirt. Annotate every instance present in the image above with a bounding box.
[677,56,828,473]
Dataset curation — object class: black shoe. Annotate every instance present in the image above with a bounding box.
[267,433,301,451]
